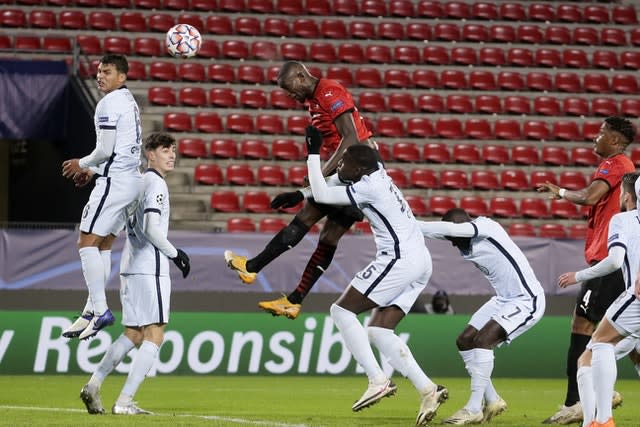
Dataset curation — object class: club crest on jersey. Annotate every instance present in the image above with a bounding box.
[599,169,610,175]
[156,194,164,205]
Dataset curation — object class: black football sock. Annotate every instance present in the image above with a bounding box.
[246,217,310,273]
[288,241,337,304]
[565,332,591,406]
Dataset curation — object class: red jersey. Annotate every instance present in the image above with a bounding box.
[585,153,635,263]
[306,79,372,157]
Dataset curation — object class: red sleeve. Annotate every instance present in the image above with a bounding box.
[594,156,628,188]
[315,82,354,121]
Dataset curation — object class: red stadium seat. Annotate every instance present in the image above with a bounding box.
[164,112,192,132]
[568,224,588,240]
[534,96,561,116]
[475,95,501,115]
[277,0,303,15]
[452,144,481,164]
[126,61,146,80]
[321,19,348,39]
[287,115,309,135]
[251,40,278,61]
[520,198,550,219]
[132,37,160,57]
[471,2,497,20]
[384,69,412,88]
[526,72,552,92]
[433,23,460,42]
[583,73,610,93]
[451,47,477,66]
[309,43,336,63]
[489,25,516,43]
[406,22,431,41]
[264,17,289,37]
[272,139,301,160]
[239,89,267,109]
[178,137,206,157]
[227,218,256,232]
[541,146,569,166]
[366,44,392,64]
[440,169,469,189]
[237,65,264,84]
[546,26,571,45]
[355,68,383,88]
[501,169,529,191]
[497,71,524,91]
[410,169,438,189]
[571,147,598,167]
[194,112,223,133]
[248,0,273,13]
[435,118,464,139]
[417,1,442,18]
[612,74,639,94]
[556,4,582,23]
[259,218,288,233]
[210,139,238,158]
[198,40,220,59]
[361,0,387,16]
[405,195,428,216]
[226,113,255,134]
[219,0,245,12]
[462,24,489,42]
[582,121,602,142]
[178,62,205,82]
[563,49,589,69]
[29,10,56,28]
[226,164,256,186]
[379,22,404,40]
[395,45,421,65]
[338,43,365,63]
[517,25,543,44]
[387,93,415,113]
[280,42,307,61]
[539,224,567,239]
[612,5,638,25]
[508,47,533,66]
[508,223,536,238]
[446,94,473,114]
[621,51,640,70]
[149,61,176,81]
[59,11,86,29]
[494,119,521,140]
[555,72,582,93]
[530,170,557,188]
[563,97,590,117]
[415,94,442,114]
[392,142,421,162]
[440,70,467,89]
[377,116,405,137]
[552,121,581,141]
[529,3,554,21]
[423,143,451,163]
[270,90,298,110]
[444,1,469,19]
[572,27,599,46]
[256,114,284,134]
[149,87,176,106]
[469,71,496,91]
[349,21,375,39]
[147,13,174,32]
[207,64,236,83]
[211,191,241,213]
[559,171,588,190]
[257,165,286,186]
[535,48,562,68]
[119,11,145,31]
[209,88,237,108]
[222,40,249,59]
[423,46,450,65]
[194,164,223,185]
[239,139,269,160]
[179,87,207,107]
[489,197,518,218]
[478,47,505,67]
[104,36,130,55]
[551,199,580,219]
[523,120,550,141]
[464,119,492,140]
[292,18,319,39]
[511,145,539,165]
[413,69,439,89]
[389,0,414,17]
[460,196,488,217]
[503,95,530,115]
[471,170,501,190]
[43,36,72,52]
[205,15,232,34]
[621,99,640,117]
[482,145,509,165]
[385,168,408,188]
[88,11,115,30]
[429,196,457,216]
[584,5,609,24]
[591,98,618,117]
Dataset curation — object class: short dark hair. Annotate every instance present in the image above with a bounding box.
[604,116,635,146]
[100,54,128,74]
[442,208,471,223]
[622,172,640,203]
[346,144,378,170]
[144,132,175,152]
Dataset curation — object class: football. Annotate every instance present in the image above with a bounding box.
[166,24,202,58]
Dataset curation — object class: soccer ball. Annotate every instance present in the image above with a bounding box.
[166,24,202,58]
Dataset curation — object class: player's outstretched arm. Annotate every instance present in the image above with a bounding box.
[557,272,578,288]
[570,245,626,285]
[417,221,476,240]
[306,126,351,205]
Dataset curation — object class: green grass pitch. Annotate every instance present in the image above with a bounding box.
[0,376,637,426]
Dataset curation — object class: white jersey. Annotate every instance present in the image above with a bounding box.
[346,168,427,259]
[93,86,142,177]
[606,210,640,290]
[120,169,171,276]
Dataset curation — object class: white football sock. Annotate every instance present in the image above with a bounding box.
[81,296,92,316]
[577,366,595,427]
[465,348,494,414]
[368,326,434,392]
[119,340,159,403]
[79,247,108,315]
[591,342,616,423]
[330,304,386,383]
[100,249,112,282]
[458,349,500,404]
[89,334,135,388]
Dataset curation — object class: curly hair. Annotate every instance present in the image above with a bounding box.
[604,116,635,146]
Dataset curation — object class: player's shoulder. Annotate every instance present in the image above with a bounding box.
[144,168,166,186]
[611,209,636,224]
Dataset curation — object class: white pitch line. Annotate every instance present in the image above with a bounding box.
[0,405,314,427]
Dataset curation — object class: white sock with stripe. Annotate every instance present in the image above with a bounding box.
[79,247,108,315]
[591,342,616,423]
[577,365,595,427]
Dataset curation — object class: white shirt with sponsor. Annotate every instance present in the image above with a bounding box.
[606,210,640,290]
[419,216,544,300]
[121,169,171,276]
[346,168,428,260]
[93,86,142,177]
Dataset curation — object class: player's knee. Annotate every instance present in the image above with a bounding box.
[319,222,349,243]
[577,349,592,368]
[277,217,310,247]
[456,333,474,351]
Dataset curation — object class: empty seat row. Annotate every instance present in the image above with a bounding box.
[149,87,299,109]
[180,138,304,160]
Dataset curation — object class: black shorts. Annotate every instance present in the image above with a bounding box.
[575,267,626,323]
[307,199,364,229]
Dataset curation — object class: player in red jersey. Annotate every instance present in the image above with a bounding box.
[224,61,377,319]
[537,116,635,425]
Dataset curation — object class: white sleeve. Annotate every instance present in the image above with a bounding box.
[299,173,344,199]
[143,211,178,259]
[307,155,351,205]
[417,221,478,239]
[575,246,626,282]
[79,129,116,168]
